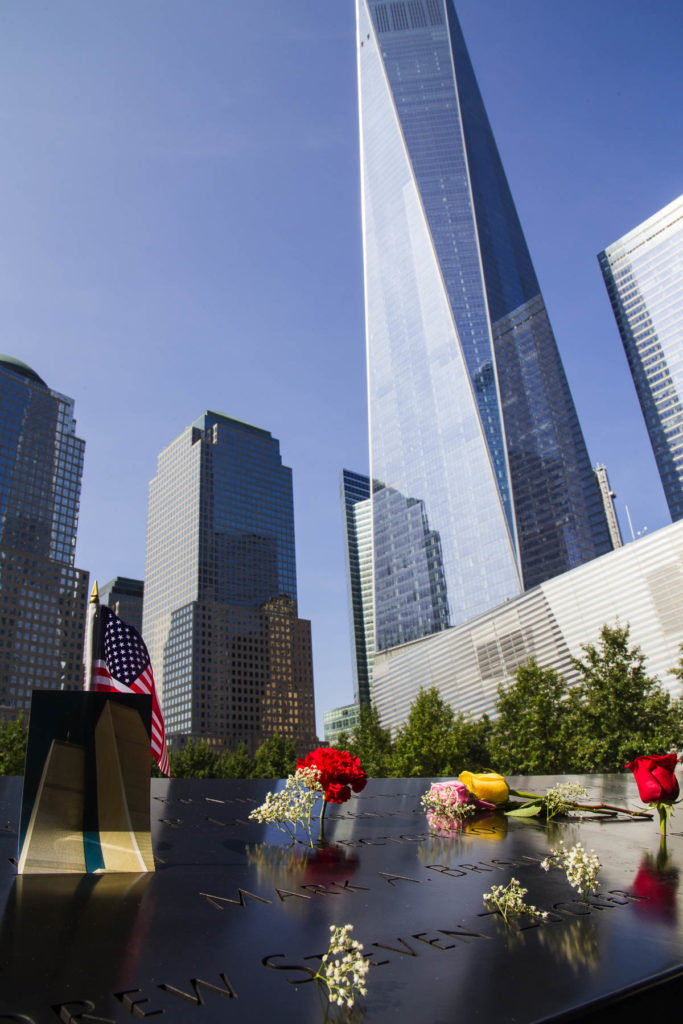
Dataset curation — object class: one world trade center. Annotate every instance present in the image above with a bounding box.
[357,0,611,652]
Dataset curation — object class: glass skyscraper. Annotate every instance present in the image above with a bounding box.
[599,195,683,522]
[142,411,316,754]
[340,469,374,706]
[357,0,611,650]
[0,356,88,716]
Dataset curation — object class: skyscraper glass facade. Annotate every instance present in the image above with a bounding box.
[0,356,88,714]
[599,195,683,522]
[341,470,374,706]
[143,412,316,753]
[357,0,611,650]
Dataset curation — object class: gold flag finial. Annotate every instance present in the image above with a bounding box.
[90,581,99,604]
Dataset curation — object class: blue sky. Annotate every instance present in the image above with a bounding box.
[1,1,681,733]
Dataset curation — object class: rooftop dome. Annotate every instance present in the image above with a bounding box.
[0,356,47,387]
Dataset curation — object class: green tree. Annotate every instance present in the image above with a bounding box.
[0,715,27,775]
[489,660,572,774]
[332,730,351,751]
[567,623,683,771]
[451,711,492,771]
[390,688,457,777]
[345,704,393,777]
[251,733,297,778]
[170,738,220,778]
[218,742,254,779]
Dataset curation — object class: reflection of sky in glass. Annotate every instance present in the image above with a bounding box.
[600,197,683,522]
[359,0,611,648]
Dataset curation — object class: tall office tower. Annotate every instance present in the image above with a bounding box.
[0,356,88,715]
[357,0,611,651]
[100,577,144,633]
[594,465,622,549]
[341,470,374,706]
[598,196,683,522]
[142,412,316,754]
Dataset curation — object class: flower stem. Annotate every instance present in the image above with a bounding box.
[659,804,668,838]
[319,795,327,842]
[508,790,653,819]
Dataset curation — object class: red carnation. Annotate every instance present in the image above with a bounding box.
[297,747,367,804]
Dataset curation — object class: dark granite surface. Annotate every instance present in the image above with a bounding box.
[1,774,681,1023]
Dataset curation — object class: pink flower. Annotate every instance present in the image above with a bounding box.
[428,779,495,811]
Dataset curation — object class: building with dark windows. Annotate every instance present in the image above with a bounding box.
[0,356,88,715]
[357,0,611,652]
[99,577,144,634]
[340,470,374,706]
[599,196,683,522]
[142,412,316,755]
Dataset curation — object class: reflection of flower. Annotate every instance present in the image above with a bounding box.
[537,917,600,973]
[632,849,679,923]
[626,753,680,837]
[297,748,367,804]
[419,813,505,862]
[459,771,509,806]
[304,843,360,884]
[246,841,309,882]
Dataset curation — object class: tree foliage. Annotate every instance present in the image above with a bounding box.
[344,704,393,777]
[169,738,221,779]
[451,711,492,771]
[390,688,459,777]
[488,660,571,774]
[0,715,27,775]
[218,742,255,779]
[565,623,683,771]
[251,733,297,778]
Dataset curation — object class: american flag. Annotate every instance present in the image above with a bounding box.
[93,604,170,776]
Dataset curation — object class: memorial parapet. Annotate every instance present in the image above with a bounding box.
[1,774,683,1022]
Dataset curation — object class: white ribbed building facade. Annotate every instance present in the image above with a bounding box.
[372,520,683,733]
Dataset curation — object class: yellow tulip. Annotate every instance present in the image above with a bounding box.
[459,771,509,806]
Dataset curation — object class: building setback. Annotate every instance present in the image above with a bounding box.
[142,412,316,755]
[357,0,611,652]
[372,520,683,734]
[599,195,683,522]
[340,469,374,707]
[99,576,144,634]
[594,465,623,550]
[0,356,88,716]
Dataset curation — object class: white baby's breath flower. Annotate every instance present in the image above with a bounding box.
[421,783,475,831]
[542,840,601,899]
[483,878,549,926]
[544,782,589,820]
[248,768,322,844]
[316,923,370,1011]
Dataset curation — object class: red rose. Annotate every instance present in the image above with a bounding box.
[625,753,680,804]
[297,747,367,804]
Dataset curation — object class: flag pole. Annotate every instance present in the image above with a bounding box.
[84,581,99,691]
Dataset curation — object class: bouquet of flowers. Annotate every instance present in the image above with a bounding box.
[249,747,367,846]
